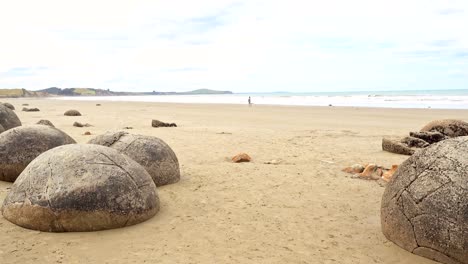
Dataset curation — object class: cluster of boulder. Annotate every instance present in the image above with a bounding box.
[382,119,468,155]
[0,104,180,232]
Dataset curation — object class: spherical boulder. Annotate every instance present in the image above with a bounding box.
[3,102,15,110]
[1,144,159,232]
[381,137,468,264]
[421,119,468,138]
[88,131,180,186]
[64,109,81,116]
[0,125,76,182]
[0,104,21,132]
[36,119,55,127]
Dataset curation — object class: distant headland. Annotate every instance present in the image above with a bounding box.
[0,88,233,98]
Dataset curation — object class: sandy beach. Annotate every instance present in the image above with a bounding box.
[1,98,467,264]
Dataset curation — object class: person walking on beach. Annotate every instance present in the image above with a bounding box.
[248,96,252,106]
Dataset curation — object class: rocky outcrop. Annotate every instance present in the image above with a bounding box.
[382,120,468,155]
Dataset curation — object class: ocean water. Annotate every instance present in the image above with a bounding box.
[51,89,468,109]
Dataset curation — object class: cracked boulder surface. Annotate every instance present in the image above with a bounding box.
[88,131,180,186]
[0,104,21,133]
[421,119,468,138]
[1,144,159,232]
[381,136,468,264]
[0,125,76,182]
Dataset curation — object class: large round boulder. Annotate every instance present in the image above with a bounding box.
[421,119,468,138]
[88,131,180,186]
[0,125,76,182]
[0,104,21,133]
[1,144,159,232]
[381,137,468,264]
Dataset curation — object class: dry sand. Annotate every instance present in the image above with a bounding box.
[1,98,467,264]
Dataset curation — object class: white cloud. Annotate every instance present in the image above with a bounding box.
[0,0,467,92]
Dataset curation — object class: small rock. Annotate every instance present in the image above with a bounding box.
[22,107,40,112]
[36,120,55,127]
[264,159,281,165]
[359,164,382,180]
[123,127,133,130]
[382,164,398,182]
[96,104,101,106]
[22,104,29,106]
[64,110,81,116]
[84,131,91,135]
[73,122,92,127]
[232,153,251,163]
[342,164,365,174]
[152,120,177,128]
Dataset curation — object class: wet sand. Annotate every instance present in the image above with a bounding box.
[2,98,466,264]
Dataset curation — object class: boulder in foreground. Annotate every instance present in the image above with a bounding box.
[0,125,76,182]
[88,131,180,186]
[1,144,159,232]
[381,137,468,264]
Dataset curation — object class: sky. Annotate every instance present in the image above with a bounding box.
[0,0,467,93]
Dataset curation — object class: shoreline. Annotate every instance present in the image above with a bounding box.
[7,96,468,111]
